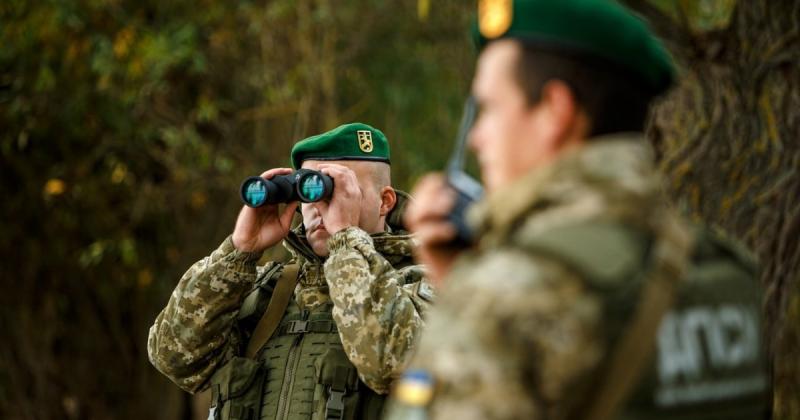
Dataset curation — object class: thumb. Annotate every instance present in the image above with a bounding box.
[279,202,299,229]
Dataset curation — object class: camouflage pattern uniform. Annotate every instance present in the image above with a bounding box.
[148,194,433,418]
[404,135,694,420]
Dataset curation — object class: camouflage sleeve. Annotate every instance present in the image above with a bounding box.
[410,248,605,420]
[324,227,433,394]
[147,236,270,393]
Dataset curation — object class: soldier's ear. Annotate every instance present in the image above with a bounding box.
[542,81,575,136]
[539,80,589,148]
[379,186,397,216]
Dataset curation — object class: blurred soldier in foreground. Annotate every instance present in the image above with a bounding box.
[148,123,434,420]
[390,1,769,419]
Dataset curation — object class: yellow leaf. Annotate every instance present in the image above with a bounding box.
[111,164,128,184]
[418,0,430,21]
[113,26,136,58]
[44,178,66,196]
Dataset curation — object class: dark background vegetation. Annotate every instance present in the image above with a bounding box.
[1,0,797,418]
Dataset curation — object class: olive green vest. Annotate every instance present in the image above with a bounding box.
[520,222,768,420]
[618,226,768,420]
[207,264,389,420]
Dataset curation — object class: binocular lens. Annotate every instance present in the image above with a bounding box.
[299,173,326,202]
[241,177,268,207]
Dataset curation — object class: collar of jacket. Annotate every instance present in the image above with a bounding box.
[468,133,662,247]
[282,189,417,267]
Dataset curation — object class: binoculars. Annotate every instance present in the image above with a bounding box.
[240,169,334,207]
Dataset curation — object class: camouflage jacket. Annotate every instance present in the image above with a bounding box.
[148,197,433,396]
[402,135,692,420]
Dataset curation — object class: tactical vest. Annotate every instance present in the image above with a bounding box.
[519,222,768,420]
[619,226,768,420]
[206,262,390,420]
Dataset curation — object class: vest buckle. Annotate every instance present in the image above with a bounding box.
[325,388,345,420]
[286,320,309,334]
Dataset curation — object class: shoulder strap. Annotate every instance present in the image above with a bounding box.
[245,263,301,358]
[519,222,650,289]
[581,215,693,420]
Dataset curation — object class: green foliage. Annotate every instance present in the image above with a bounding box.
[0,0,473,417]
[647,0,738,32]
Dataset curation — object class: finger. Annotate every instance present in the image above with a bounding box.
[408,203,455,227]
[408,174,450,212]
[317,163,348,172]
[259,167,294,179]
[318,165,352,183]
[317,164,358,181]
[318,166,360,195]
[406,203,453,230]
[406,188,456,227]
[240,203,268,220]
[279,201,300,228]
[415,222,457,246]
[410,173,447,197]
[407,211,453,237]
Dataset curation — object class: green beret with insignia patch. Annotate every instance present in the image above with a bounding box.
[290,122,390,169]
[475,0,675,94]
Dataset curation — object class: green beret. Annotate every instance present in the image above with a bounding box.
[291,122,390,169]
[475,0,675,93]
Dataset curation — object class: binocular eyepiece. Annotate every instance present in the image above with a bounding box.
[240,169,334,207]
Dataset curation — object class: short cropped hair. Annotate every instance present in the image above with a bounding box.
[513,40,658,137]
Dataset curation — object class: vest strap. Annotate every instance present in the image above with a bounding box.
[279,319,338,335]
[582,215,693,420]
[245,263,300,358]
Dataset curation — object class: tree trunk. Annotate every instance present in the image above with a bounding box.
[622,1,800,417]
